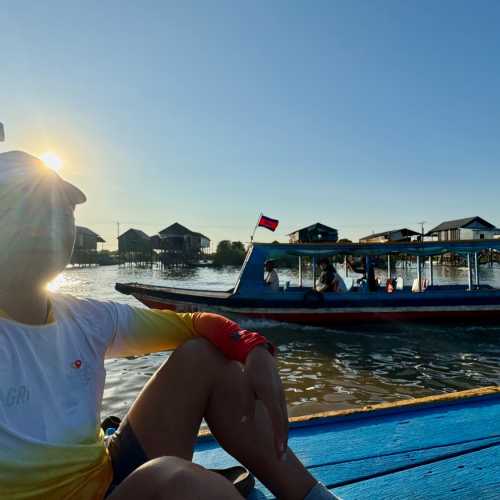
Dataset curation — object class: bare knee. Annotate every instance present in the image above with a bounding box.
[108,456,202,500]
[151,338,244,411]
[147,455,201,480]
[150,456,204,490]
[108,456,241,500]
[167,337,227,373]
[156,457,242,499]
[176,337,220,358]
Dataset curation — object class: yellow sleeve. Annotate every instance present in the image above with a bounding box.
[105,304,199,358]
[103,302,270,362]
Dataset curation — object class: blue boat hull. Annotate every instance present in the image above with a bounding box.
[116,282,500,327]
[194,387,500,499]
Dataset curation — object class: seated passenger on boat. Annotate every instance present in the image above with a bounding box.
[0,151,335,500]
[316,258,347,293]
[348,256,378,291]
[264,259,280,291]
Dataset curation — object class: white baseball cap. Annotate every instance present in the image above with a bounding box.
[0,150,86,205]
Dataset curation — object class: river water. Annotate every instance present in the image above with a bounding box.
[48,263,500,419]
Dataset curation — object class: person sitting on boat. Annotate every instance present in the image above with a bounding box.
[348,256,378,292]
[0,151,336,500]
[316,258,347,293]
[264,259,280,291]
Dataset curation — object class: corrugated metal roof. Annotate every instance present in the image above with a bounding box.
[159,223,210,240]
[159,222,193,236]
[427,217,496,234]
[76,226,105,242]
[360,228,420,241]
[287,222,338,236]
[191,231,211,241]
[118,228,150,240]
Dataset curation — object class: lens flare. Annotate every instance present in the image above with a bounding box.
[40,152,63,172]
[47,273,67,292]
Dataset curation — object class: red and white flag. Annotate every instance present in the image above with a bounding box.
[258,214,279,232]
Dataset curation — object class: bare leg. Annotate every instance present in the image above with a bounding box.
[205,364,316,499]
[125,338,317,500]
[108,456,242,500]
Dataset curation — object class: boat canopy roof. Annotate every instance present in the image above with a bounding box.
[234,240,500,295]
[253,240,500,258]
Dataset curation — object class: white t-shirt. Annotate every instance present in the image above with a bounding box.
[0,293,203,499]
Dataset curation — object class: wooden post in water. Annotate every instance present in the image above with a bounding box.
[299,256,303,288]
[474,252,479,289]
[467,253,473,291]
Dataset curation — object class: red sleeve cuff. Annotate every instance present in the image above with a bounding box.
[192,313,275,363]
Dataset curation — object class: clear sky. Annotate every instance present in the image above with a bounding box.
[2,0,500,249]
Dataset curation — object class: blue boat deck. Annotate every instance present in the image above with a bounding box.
[194,387,500,499]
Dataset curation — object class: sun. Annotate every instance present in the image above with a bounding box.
[40,152,63,172]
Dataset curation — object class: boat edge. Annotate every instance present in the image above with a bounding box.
[197,386,500,440]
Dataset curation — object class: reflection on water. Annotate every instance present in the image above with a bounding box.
[258,321,500,417]
[49,264,500,418]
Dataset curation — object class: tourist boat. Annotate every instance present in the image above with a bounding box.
[193,386,500,499]
[115,240,500,327]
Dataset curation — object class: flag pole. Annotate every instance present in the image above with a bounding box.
[250,212,262,243]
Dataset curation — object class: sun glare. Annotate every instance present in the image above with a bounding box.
[40,152,63,172]
[47,273,66,292]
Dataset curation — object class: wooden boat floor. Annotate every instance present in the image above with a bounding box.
[194,388,500,499]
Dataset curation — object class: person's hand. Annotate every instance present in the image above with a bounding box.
[244,345,288,460]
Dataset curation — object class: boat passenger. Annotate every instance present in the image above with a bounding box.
[348,256,378,291]
[264,259,280,291]
[316,258,347,293]
[0,151,335,500]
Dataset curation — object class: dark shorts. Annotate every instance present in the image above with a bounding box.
[105,419,149,497]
